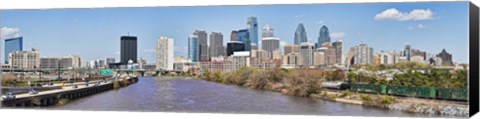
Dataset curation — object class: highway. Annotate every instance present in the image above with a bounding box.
[1,79,112,101]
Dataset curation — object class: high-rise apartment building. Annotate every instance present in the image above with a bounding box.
[157,36,174,70]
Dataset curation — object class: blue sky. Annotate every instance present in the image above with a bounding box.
[0,1,470,63]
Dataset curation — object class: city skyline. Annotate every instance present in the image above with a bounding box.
[0,2,469,63]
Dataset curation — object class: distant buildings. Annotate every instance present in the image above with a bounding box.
[237,29,251,51]
[157,36,174,70]
[294,23,308,45]
[40,55,81,69]
[284,44,299,55]
[261,37,280,55]
[247,17,259,46]
[8,49,40,69]
[261,24,274,38]
[230,30,238,41]
[193,30,209,62]
[209,32,225,58]
[317,25,331,49]
[353,43,374,65]
[299,42,315,67]
[120,36,137,64]
[332,40,344,66]
[4,37,23,64]
[188,35,200,62]
[436,49,453,66]
[226,41,245,57]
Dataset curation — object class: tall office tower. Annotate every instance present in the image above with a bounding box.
[209,32,225,58]
[8,49,40,69]
[317,25,331,48]
[188,35,200,62]
[226,41,245,57]
[4,37,23,64]
[193,30,209,61]
[332,40,344,66]
[230,30,238,41]
[156,36,174,70]
[284,44,299,55]
[436,49,453,66]
[299,42,315,67]
[261,37,280,58]
[247,17,259,46]
[403,43,412,61]
[262,24,274,38]
[237,29,251,51]
[354,43,374,65]
[294,23,308,45]
[120,36,137,64]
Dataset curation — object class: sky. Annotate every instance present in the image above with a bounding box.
[0,1,470,64]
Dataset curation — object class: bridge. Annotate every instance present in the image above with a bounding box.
[112,69,184,77]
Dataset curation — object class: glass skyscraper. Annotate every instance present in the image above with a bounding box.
[294,23,308,45]
[317,25,331,48]
[4,37,23,64]
[237,29,250,51]
[188,35,200,62]
[247,17,258,46]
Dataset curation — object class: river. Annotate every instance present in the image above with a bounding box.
[48,77,442,117]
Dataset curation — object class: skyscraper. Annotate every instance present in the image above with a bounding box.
[299,42,315,67]
[193,30,209,61]
[332,40,344,66]
[354,43,374,65]
[261,24,274,38]
[247,17,259,46]
[237,29,251,51]
[230,30,238,41]
[317,25,331,48]
[209,32,225,58]
[157,36,174,70]
[4,37,23,64]
[188,35,200,62]
[120,36,137,64]
[261,37,280,54]
[294,23,308,45]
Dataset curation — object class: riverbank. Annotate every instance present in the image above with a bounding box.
[194,68,468,117]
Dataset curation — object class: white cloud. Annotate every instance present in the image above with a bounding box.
[315,20,324,25]
[114,51,120,55]
[330,32,346,40]
[1,27,21,40]
[374,8,434,21]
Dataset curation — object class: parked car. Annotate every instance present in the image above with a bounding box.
[1,92,16,100]
[29,89,38,94]
[73,85,78,88]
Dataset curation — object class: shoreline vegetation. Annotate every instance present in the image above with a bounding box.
[194,66,468,117]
